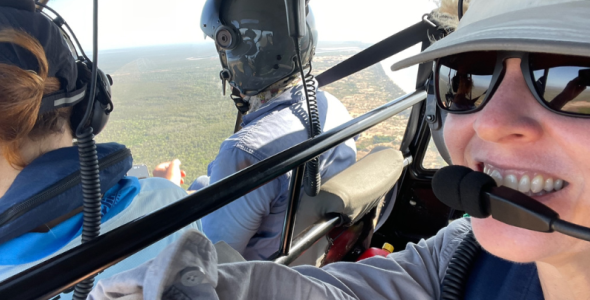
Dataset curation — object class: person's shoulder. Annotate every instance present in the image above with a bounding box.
[317,89,338,101]
[444,217,472,236]
[317,89,349,112]
[434,217,472,248]
[216,131,260,161]
[317,89,347,103]
[432,217,472,268]
[223,123,255,145]
[317,88,333,96]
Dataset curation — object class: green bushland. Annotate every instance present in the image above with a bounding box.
[96,42,408,188]
[96,44,234,188]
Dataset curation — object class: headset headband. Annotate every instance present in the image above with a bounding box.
[38,83,87,114]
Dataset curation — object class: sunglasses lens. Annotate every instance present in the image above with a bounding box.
[437,66,493,112]
[437,52,496,112]
[530,54,590,115]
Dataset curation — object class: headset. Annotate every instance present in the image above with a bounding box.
[34,2,111,298]
[34,2,113,135]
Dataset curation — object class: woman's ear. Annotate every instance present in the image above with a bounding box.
[0,0,36,12]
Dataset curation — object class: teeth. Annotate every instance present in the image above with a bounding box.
[531,175,544,193]
[518,175,530,193]
[555,179,563,191]
[504,174,518,190]
[490,170,503,186]
[483,164,565,195]
[544,178,554,192]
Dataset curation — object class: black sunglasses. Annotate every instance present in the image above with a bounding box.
[435,51,590,118]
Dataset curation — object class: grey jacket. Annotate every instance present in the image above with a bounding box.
[89,218,472,300]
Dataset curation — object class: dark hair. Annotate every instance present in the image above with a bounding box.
[0,29,70,168]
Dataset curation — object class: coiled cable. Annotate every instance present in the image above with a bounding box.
[72,130,101,300]
[293,38,322,196]
[71,0,101,298]
[301,64,321,196]
[440,230,481,300]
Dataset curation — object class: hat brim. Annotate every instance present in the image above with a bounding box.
[391,1,590,71]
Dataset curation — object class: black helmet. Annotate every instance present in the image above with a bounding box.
[201,0,318,96]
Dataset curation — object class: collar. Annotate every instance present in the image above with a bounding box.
[242,75,302,112]
[0,143,133,244]
[242,84,308,126]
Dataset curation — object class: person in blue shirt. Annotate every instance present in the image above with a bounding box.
[189,0,357,260]
[91,0,590,299]
[0,1,201,298]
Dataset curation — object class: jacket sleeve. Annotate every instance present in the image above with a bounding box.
[292,218,472,300]
[202,145,282,255]
[90,229,358,300]
[90,219,471,300]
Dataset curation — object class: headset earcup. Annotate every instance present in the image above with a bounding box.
[90,69,112,135]
[70,66,113,135]
[89,98,110,135]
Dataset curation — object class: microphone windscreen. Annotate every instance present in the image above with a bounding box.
[459,171,496,218]
[432,166,473,210]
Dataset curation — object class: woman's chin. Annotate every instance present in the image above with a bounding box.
[471,217,565,263]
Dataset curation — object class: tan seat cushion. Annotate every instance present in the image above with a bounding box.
[291,147,404,266]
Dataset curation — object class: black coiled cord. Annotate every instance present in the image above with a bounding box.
[293,39,322,197]
[302,65,322,197]
[76,129,102,243]
[440,230,481,300]
[72,128,102,300]
[72,0,101,298]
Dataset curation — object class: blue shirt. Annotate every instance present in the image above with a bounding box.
[0,178,202,300]
[465,249,544,300]
[0,144,202,299]
[191,85,357,260]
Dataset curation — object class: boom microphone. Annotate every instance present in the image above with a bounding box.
[432,166,590,242]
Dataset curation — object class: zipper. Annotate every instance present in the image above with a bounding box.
[0,147,131,227]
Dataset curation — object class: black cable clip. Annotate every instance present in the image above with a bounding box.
[220,69,231,96]
[230,87,250,114]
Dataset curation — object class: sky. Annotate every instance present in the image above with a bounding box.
[48,0,437,50]
[48,0,438,92]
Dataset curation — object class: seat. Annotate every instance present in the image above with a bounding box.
[290,146,405,266]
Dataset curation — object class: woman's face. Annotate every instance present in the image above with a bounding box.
[444,58,590,264]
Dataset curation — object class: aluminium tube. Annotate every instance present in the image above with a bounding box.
[275,216,341,265]
[277,164,306,256]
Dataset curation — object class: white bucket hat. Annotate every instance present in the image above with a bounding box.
[391,0,590,71]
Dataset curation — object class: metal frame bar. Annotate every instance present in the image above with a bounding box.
[0,90,427,300]
[274,216,341,265]
[316,19,436,88]
[276,164,306,257]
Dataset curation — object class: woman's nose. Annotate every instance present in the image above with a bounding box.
[473,59,544,144]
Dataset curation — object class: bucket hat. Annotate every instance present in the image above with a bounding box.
[391,0,590,71]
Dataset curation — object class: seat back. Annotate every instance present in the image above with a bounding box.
[290,147,405,266]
